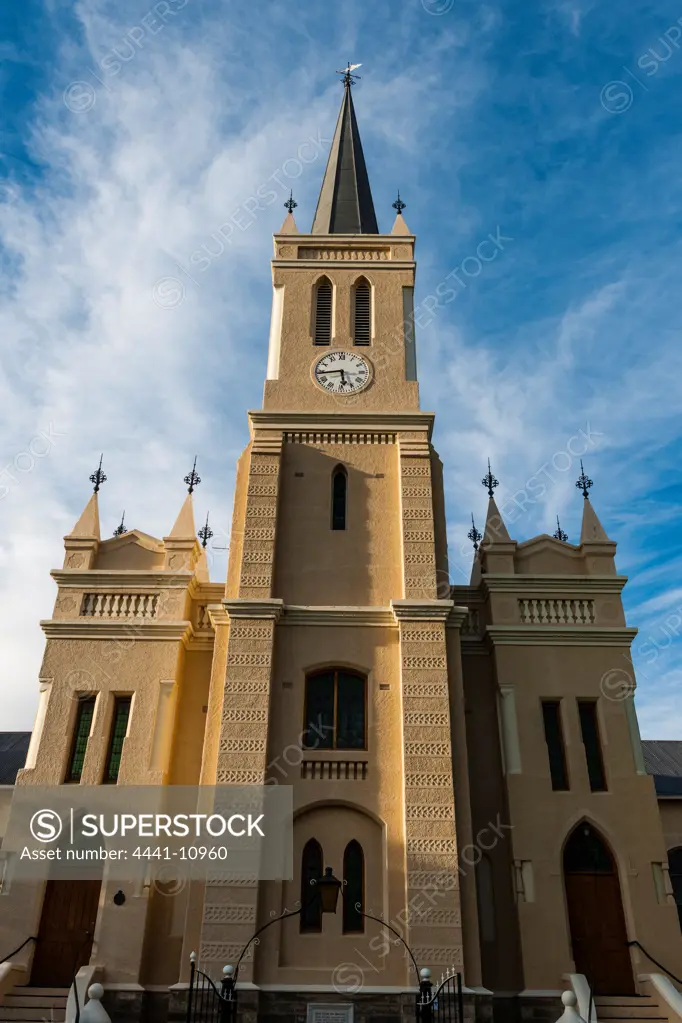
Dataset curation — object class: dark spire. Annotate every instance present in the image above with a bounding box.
[482,459,499,499]
[284,190,297,214]
[575,459,593,500]
[198,511,213,549]
[312,66,379,235]
[89,454,107,493]
[184,456,201,495]
[467,514,482,552]
[113,511,126,537]
[553,516,568,542]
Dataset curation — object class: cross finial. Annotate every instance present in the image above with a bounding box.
[184,456,201,495]
[89,454,107,493]
[575,459,593,500]
[198,511,213,549]
[336,62,362,87]
[113,511,126,537]
[553,516,568,542]
[284,190,297,214]
[482,458,499,498]
[392,190,406,214]
[468,513,482,551]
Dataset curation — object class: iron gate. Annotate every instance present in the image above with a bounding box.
[187,955,237,1023]
[416,969,464,1023]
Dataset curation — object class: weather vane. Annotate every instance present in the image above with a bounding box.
[337,62,362,87]
[575,459,593,500]
[481,459,499,499]
[198,511,213,549]
[89,454,107,493]
[468,513,483,551]
[184,456,201,495]
[113,511,126,537]
[284,190,297,214]
[392,191,407,214]
[553,516,568,542]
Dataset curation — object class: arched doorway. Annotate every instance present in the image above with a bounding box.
[563,822,634,994]
[31,879,101,986]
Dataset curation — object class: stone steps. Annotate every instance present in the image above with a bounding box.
[0,988,69,1023]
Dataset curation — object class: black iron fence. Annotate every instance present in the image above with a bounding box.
[187,956,237,1023]
[416,969,464,1023]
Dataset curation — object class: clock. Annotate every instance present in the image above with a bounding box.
[312,351,373,394]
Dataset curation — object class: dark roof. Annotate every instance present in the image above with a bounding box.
[0,733,31,784]
[311,83,379,235]
[643,740,682,797]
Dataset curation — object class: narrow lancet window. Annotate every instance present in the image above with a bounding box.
[353,279,371,345]
[300,839,323,932]
[314,278,333,345]
[343,840,365,933]
[332,465,347,530]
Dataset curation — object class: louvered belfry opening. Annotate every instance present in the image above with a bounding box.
[314,278,332,345]
[353,279,371,345]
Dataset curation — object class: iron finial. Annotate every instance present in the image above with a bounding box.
[198,511,213,549]
[392,191,407,215]
[482,458,499,499]
[113,511,126,537]
[184,456,201,495]
[553,516,568,542]
[284,190,297,214]
[89,454,107,493]
[575,459,593,500]
[468,513,482,552]
[336,62,362,88]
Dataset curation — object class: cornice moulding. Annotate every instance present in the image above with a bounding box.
[281,606,396,627]
[51,570,194,589]
[248,410,435,438]
[482,575,627,595]
[485,626,638,647]
[40,619,192,642]
[273,260,416,271]
[272,232,416,243]
[392,599,454,622]
[223,598,284,620]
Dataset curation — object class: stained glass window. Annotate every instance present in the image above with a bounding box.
[66,697,96,782]
[303,671,366,751]
[104,697,132,784]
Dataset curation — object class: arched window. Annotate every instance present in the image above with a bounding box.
[343,840,365,933]
[331,465,347,530]
[668,847,682,930]
[314,277,333,345]
[303,670,366,750]
[353,278,371,345]
[300,839,323,932]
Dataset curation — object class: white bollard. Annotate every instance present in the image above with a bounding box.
[80,984,111,1023]
[556,991,583,1023]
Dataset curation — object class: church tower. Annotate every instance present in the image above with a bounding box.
[189,70,476,1002]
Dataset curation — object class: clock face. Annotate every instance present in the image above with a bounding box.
[312,351,372,394]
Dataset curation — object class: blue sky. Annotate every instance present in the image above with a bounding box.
[1,0,682,734]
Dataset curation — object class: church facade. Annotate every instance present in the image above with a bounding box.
[2,76,682,1023]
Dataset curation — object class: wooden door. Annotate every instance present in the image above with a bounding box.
[31,880,101,987]
[564,824,634,995]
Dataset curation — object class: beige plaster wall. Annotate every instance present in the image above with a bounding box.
[273,443,403,607]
